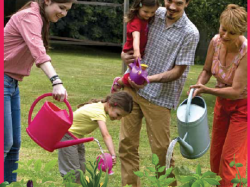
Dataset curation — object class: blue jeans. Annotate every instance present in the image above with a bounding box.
[4,74,21,183]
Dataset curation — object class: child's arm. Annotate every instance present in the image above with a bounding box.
[97,120,116,165]
[132,31,141,60]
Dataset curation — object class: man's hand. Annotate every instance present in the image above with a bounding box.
[121,50,135,66]
[128,77,148,90]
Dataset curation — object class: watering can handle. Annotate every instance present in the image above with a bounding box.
[28,93,73,126]
[136,58,142,69]
[185,88,195,123]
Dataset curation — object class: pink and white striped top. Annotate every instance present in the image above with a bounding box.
[211,34,247,99]
[4,2,51,81]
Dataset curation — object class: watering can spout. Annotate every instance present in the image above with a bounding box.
[177,137,194,155]
[54,137,94,149]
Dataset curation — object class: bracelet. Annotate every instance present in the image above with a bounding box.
[52,82,63,87]
[111,155,116,158]
[50,75,59,83]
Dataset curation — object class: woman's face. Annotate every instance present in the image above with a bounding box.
[44,0,72,22]
[107,106,129,121]
[219,24,240,45]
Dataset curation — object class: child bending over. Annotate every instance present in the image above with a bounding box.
[58,91,133,183]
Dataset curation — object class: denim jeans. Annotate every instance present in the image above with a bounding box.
[4,74,21,183]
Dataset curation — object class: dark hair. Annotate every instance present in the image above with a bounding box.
[77,91,134,113]
[16,0,76,50]
[125,0,160,23]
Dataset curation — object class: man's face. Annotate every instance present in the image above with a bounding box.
[164,0,189,22]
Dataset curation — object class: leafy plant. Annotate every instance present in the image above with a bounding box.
[134,154,176,187]
[0,182,9,187]
[229,154,247,187]
[63,158,109,187]
[63,170,78,187]
[174,164,221,187]
[134,154,222,187]
[8,159,58,187]
[77,157,109,187]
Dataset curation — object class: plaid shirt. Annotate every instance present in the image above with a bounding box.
[138,7,200,109]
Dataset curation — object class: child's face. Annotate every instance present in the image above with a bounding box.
[108,107,130,121]
[138,5,158,20]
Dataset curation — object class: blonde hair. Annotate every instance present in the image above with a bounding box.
[220,4,247,35]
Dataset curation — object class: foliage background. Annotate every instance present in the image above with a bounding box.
[50,0,247,44]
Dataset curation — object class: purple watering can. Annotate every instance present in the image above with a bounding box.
[96,153,114,175]
[27,93,94,152]
[129,59,149,85]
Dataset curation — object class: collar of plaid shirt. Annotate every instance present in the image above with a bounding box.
[137,7,199,109]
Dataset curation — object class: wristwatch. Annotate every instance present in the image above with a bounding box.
[50,75,59,83]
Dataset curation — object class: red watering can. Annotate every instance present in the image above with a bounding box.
[27,93,94,152]
[129,59,149,85]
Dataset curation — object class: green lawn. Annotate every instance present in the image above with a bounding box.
[16,45,218,186]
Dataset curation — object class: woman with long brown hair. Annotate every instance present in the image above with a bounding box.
[4,0,76,183]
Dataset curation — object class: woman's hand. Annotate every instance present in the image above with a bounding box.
[189,84,208,97]
[52,79,68,102]
[121,51,135,66]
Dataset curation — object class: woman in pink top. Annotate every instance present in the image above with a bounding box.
[189,4,247,187]
[4,0,76,183]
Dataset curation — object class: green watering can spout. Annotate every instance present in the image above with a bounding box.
[176,88,210,159]
[177,133,194,155]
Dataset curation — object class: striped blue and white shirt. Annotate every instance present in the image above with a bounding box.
[138,7,200,109]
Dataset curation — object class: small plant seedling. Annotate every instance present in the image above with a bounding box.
[229,154,247,187]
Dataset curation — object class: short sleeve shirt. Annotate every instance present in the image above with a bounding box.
[138,7,200,109]
[123,16,149,57]
[69,102,107,138]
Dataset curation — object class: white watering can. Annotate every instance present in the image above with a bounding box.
[176,89,210,159]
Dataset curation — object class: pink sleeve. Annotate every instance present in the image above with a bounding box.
[127,18,142,34]
[15,12,51,66]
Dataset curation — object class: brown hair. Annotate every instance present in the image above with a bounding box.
[16,0,77,50]
[220,4,247,35]
[77,91,134,114]
[124,0,160,23]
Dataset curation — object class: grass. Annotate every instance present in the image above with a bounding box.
[15,45,218,186]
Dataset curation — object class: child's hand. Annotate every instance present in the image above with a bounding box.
[111,155,116,166]
[133,50,141,60]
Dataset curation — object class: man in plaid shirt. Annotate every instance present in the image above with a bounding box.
[119,0,200,186]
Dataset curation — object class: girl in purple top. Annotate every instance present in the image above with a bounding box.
[4,0,76,183]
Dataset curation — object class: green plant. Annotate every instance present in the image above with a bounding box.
[134,154,175,187]
[174,164,221,187]
[9,159,58,187]
[63,170,78,187]
[0,182,9,187]
[134,154,222,187]
[77,158,109,187]
[229,154,247,187]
